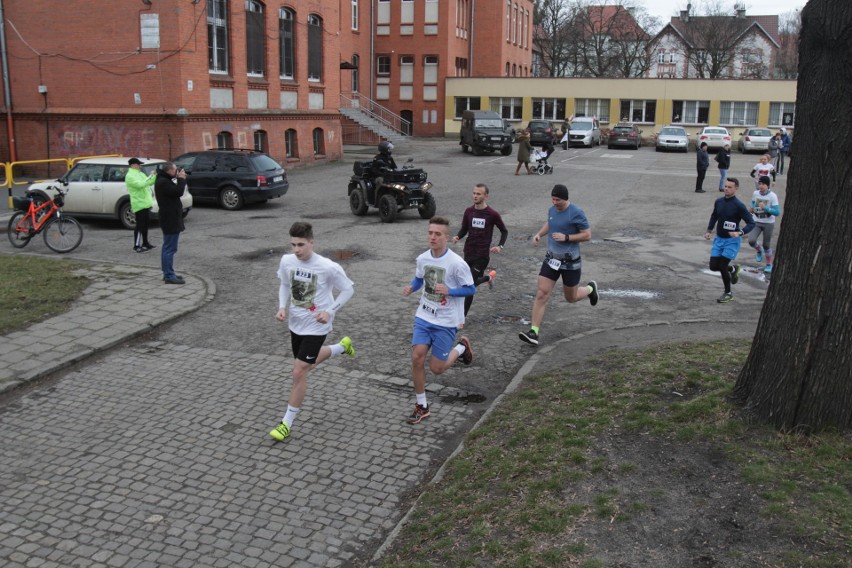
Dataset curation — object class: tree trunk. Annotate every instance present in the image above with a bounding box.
[733,0,852,433]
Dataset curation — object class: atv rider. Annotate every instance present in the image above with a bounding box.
[372,140,398,187]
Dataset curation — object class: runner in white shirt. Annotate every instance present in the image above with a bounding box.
[402,217,475,424]
[269,222,355,441]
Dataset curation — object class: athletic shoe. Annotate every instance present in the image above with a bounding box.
[407,404,430,424]
[730,264,741,285]
[717,292,734,303]
[134,246,145,253]
[487,270,497,290]
[143,244,157,251]
[339,336,356,357]
[764,264,772,273]
[695,189,706,193]
[268,421,291,441]
[458,335,473,365]
[519,329,539,345]
[588,280,599,306]
[755,249,763,263]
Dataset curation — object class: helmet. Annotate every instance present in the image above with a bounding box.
[378,140,394,155]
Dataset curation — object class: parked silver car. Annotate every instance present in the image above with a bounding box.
[566,117,601,147]
[26,158,193,230]
[655,126,690,153]
[737,128,772,154]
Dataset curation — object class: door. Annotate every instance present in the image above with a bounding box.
[62,163,108,213]
[401,110,413,136]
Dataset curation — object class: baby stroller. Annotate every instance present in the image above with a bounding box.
[531,143,555,175]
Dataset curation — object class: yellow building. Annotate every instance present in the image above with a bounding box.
[445,78,797,140]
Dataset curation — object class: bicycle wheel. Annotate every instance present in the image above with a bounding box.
[43,216,83,253]
[7,212,34,248]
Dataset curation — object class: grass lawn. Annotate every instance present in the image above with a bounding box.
[377,340,851,568]
[0,255,90,334]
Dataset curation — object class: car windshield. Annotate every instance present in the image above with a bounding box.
[250,154,284,172]
[571,122,594,131]
[141,162,165,175]
[661,128,685,135]
[704,128,727,135]
[475,119,504,129]
[529,122,549,130]
[749,129,772,136]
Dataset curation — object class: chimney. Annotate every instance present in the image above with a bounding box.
[681,3,692,22]
[735,3,746,18]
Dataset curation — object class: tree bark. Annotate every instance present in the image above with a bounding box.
[733,0,852,433]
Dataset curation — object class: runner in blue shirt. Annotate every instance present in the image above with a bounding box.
[704,177,755,303]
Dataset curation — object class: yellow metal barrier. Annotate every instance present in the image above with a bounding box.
[4,154,123,210]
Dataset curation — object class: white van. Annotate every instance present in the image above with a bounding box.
[566,117,601,148]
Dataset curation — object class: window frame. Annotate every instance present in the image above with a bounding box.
[574,98,611,123]
[769,102,796,127]
[377,55,391,76]
[312,128,325,156]
[216,131,234,150]
[351,0,358,30]
[454,96,481,119]
[208,0,230,74]
[531,98,566,121]
[245,0,265,77]
[285,129,298,158]
[619,99,656,124]
[279,7,295,80]
[671,100,709,125]
[490,97,522,120]
[307,14,323,82]
[719,100,759,127]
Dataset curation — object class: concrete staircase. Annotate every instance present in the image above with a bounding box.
[339,92,409,144]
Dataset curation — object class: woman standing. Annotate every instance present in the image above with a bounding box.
[515,130,532,175]
[714,143,731,192]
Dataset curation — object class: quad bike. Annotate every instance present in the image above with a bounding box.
[347,157,436,223]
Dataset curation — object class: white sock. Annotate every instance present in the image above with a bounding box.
[454,344,466,356]
[329,344,344,357]
[282,405,300,427]
[416,392,428,408]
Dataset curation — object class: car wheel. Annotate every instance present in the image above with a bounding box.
[472,143,483,156]
[378,193,398,223]
[500,145,512,156]
[655,146,661,152]
[418,192,436,219]
[607,144,613,149]
[118,200,136,230]
[349,188,368,216]
[219,186,244,211]
[461,143,469,153]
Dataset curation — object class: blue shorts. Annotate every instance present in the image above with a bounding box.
[412,317,458,361]
[711,236,741,260]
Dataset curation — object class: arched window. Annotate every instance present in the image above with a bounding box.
[505,62,510,76]
[285,129,298,158]
[216,131,233,149]
[246,1,265,77]
[279,8,295,79]
[312,128,325,155]
[308,15,323,81]
[512,63,517,76]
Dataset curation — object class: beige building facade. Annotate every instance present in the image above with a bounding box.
[444,78,797,140]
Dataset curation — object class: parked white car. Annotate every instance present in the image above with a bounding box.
[26,158,192,230]
[737,128,772,154]
[565,117,601,147]
[697,126,732,151]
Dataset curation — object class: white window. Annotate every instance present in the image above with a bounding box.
[351,0,358,30]
[619,99,656,123]
[532,98,566,120]
[208,0,229,73]
[671,100,709,124]
[512,3,517,44]
[490,97,522,120]
[454,96,481,119]
[377,55,390,76]
[279,8,294,79]
[575,98,610,123]
[769,102,796,127]
[400,56,414,84]
[506,0,511,41]
[424,56,438,84]
[719,101,759,126]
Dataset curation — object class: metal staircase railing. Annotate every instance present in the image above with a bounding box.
[339,92,411,139]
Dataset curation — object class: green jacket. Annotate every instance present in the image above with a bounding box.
[126,167,156,213]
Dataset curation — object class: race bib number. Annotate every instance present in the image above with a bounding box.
[723,221,737,232]
[420,301,438,317]
[294,268,312,283]
[472,218,486,229]
[548,257,563,271]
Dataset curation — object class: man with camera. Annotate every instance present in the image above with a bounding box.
[154,162,188,285]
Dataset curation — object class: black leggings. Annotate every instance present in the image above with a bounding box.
[709,256,732,293]
[134,208,151,248]
[464,255,490,316]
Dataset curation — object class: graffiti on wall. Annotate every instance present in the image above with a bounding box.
[56,124,156,156]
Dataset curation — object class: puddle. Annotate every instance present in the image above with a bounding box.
[439,391,487,404]
[604,288,661,299]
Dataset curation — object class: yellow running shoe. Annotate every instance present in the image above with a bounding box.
[269,421,291,441]
[340,336,356,357]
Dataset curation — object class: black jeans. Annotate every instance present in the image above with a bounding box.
[696,168,707,191]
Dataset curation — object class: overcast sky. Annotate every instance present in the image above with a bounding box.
[641,0,806,24]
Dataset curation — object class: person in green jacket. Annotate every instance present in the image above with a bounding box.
[126,157,156,252]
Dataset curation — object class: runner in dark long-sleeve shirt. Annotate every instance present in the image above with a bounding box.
[703,177,755,303]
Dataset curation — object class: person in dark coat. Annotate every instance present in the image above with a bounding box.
[714,143,731,191]
[515,130,532,175]
[695,142,709,193]
[153,162,188,284]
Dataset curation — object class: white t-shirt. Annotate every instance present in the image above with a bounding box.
[752,162,776,181]
[414,248,474,328]
[277,253,354,336]
[751,190,780,224]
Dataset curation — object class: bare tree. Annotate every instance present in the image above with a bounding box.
[608,6,660,78]
[775,9,801,79]
[733,0,852,433]
[676,1,753,78]
[533,0,582,77]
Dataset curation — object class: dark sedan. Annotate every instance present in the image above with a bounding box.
[526,120,556,147]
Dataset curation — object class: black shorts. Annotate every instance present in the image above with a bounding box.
[290,332,327,364]
[539,259,582,287]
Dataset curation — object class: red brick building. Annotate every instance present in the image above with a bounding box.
[0,0,531,165]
